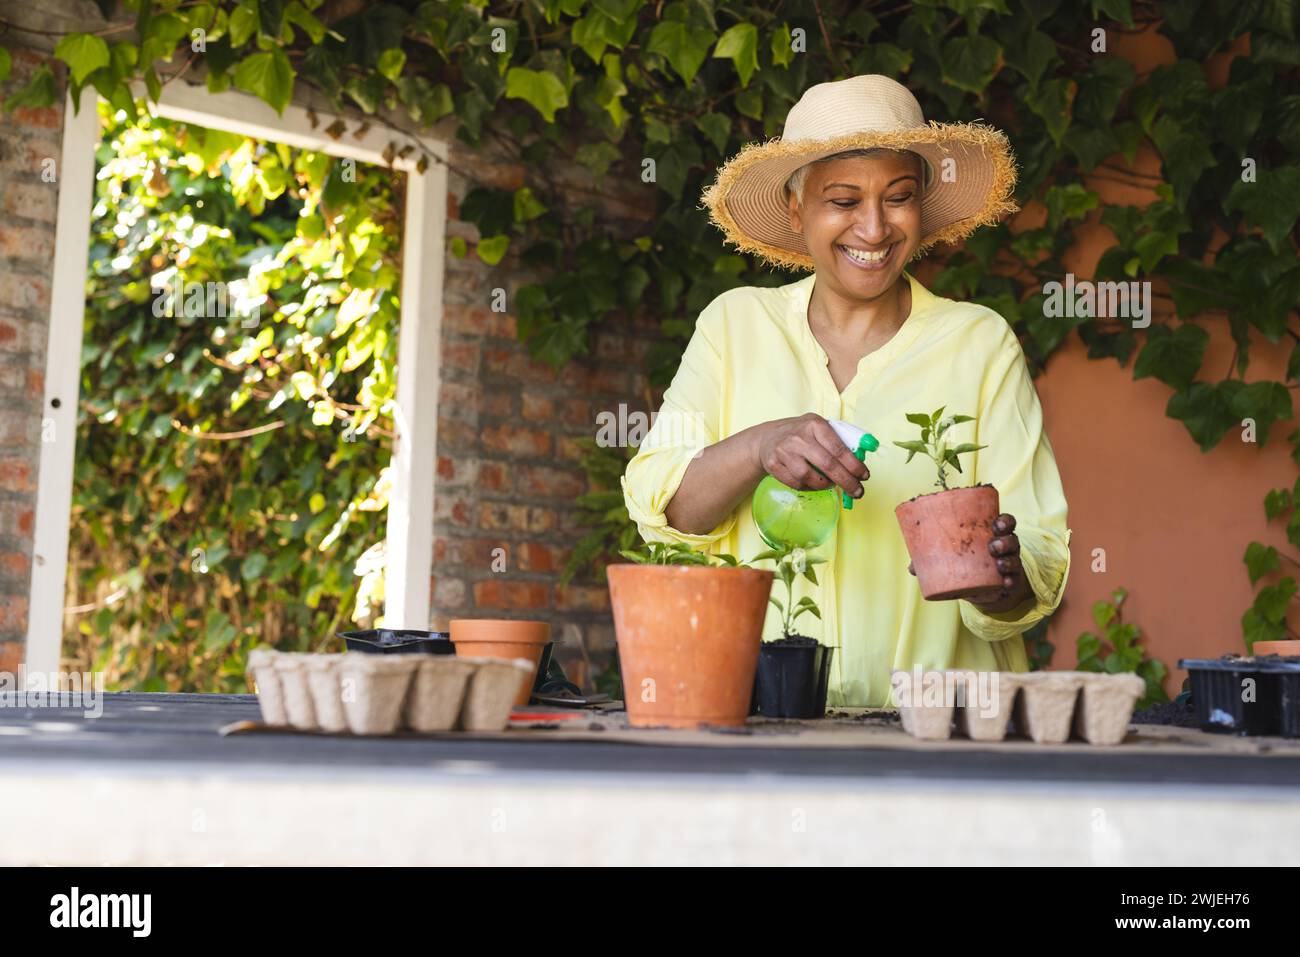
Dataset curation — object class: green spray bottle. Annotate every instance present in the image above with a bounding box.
[751,420,880,550]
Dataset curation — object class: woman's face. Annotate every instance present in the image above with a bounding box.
[787,151,924,302]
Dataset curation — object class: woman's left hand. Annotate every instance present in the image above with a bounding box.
[970,513,1034,612]
[905,513,1035,611]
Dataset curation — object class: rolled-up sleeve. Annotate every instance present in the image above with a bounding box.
[620,304,735,549]
[959,328,1072,641]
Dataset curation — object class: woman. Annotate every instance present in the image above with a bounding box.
[621,75,1072,708]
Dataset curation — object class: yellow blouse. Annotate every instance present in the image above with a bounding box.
[621,271,1072,707]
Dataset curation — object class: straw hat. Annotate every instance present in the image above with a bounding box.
[700,74,1019,272]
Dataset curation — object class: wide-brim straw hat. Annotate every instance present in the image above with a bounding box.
[700,74,1019,272]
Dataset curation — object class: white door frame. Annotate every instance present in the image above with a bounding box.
[25,83,446,677]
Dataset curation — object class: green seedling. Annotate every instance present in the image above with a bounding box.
[750,543,824,638]
[618,542,741,567]
[894,407,986,491]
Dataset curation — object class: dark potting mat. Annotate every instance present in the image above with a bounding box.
[4,694,1300,792]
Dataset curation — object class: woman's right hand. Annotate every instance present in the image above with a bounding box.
[754,414,870,499]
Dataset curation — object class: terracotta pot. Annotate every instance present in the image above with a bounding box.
[1252,640,1300,657]
[895,484,1003,602]
[607,564,773,729]
[449,619,550,706]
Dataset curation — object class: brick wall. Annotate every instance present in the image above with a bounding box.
[0,47,64,669]
[434,147,659,690]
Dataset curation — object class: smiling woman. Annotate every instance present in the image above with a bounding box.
[622,75,1072,708]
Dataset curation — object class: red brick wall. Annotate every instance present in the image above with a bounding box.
[0,48,64,663]
[434,147,659,690]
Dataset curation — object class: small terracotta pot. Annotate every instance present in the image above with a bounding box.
[449,619,550,706]
[896,484,1004,602]
[1252,640,1300,657]
[607,564,773,729]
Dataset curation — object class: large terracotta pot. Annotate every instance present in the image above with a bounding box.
[607,564,773,728]
[449,619,550,707]
[895,484,1003,602]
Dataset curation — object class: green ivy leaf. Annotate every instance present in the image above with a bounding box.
[713,23,759,88]
[1165,381,1242,451]
[1254,578,1298,623]
[240,552,268,581]
[1004,30,1057,90]
[1223,165,1300,254]
[0,47,11,86]
[1132,323,1208,391]
[377,48,406,81]
[285,2,326,44]
[1092,601,1117,629]
[55,32,111,85]
[770,23,795,68]
[694,111,731,155]
[1092,0,1135,28]
[1243,606,1287,650]
[505,66,568,121]
[3,64,56,113]
[476,234,511,265]
[229,1,259,47]
[1264,487,1292,520]
[1025,77,1075,146]
[942,35,1001,93]
[1149,114,1216,209]
[1074,56,1134,126]
[1044,183,1099,231]
[1244,542,1281,586]
[647,20,714,85]
[233,48,295,114]
[1229,380,1293,445]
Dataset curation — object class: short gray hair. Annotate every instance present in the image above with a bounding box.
[785,148,929,206]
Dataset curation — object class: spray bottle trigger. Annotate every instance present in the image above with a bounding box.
[841,432,879,510]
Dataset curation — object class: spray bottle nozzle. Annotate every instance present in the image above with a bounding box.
[834,427,879,510]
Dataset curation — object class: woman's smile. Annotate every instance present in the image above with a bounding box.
[836,242,896,270]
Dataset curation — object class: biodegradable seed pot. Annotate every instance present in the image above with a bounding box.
[893,408,1003,602]
[246,648,287,726]
[607,546,773,729]
[304,654,348,733]
[339,655,418,735]
[405,657,477,733]
[273,654,319,731]
[449,619,550,707]
[459,657,535,731]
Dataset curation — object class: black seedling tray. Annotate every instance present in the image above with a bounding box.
[337,629,453,655]
[1179,656,1300,738]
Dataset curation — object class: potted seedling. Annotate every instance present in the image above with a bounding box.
[749,544,834,719]
[607,542,773,728]
[894,408,1003,602]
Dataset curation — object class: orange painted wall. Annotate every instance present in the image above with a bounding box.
[968,26,1297,692]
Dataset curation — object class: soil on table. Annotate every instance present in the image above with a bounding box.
[1130,696,1199,728]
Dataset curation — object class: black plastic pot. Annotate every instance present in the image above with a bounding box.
[1179,656,1300,737]
[752,640,834,719]
[337,629,453,655]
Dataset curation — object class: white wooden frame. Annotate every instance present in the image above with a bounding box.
[25,84,446,678]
